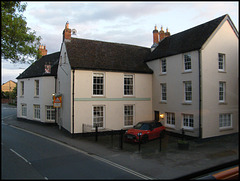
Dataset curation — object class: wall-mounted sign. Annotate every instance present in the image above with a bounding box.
[53,95,62,108]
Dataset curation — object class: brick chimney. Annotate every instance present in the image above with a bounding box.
[165,28,170,38]
[63,21,71,42]
[153,25,159,44]
[159,26,165,41]
[38,45,47,56]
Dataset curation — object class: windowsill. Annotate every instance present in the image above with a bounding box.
[219,102,228,105]
[182,102,192,105]
[165,125,175,130]
[159,73,167,76]
[218,70,226,73]
[34,96,39,98]
[159,101,167,104]
[123,95,135,98]
[219,127,233,131]
[182,127,194,132]
[92,95,105,98]
[20,96,24,98]
[182,70,192,74]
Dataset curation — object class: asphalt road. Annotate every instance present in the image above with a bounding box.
[1,104,146,179]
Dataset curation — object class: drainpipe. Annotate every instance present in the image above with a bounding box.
[198,50,202,139]
[72,69,75,136]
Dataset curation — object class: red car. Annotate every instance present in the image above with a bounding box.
[124,120,165,143]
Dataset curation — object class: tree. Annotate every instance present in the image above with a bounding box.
[1,1,42,64]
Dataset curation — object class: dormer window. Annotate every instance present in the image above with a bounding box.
[45,63,51,74]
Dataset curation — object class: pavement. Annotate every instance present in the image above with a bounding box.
[2,104,239,179]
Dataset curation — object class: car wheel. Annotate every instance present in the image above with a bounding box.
[141,135,149,143]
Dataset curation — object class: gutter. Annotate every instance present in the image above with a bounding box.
[198,50,202,139]
[72,69,75,135]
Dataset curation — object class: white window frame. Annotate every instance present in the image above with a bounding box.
[184,81,192,103]
[46,106,55,122]
[20,81,24,96]
[218,53,225,72]
[166,112,175,128]
[124,105,135,127]
[21,104,27,117]
[33,104,40,120]
[160,83,167,102]
[182,114,194,130]
[35,80,39,96]
[124,74,134,96]
[92,73,105,96]
[92,105,105,128]
[183,54,192,72]
[64,52,67,64]
[160,59,167,74]
[219,81,226,102]
[219,113,232,129]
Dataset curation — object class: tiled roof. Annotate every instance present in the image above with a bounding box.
[145,14,229,62]
[16,52,60,79]
[65,38,153,74]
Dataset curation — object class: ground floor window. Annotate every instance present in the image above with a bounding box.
[46,106,55,122]
[124,105,134,127]
[166,112,175,127]
[182,114,194,129]
[93,105,104,128]
[21,104,27,117]
[219,113,232,129]
[33,104,40,119]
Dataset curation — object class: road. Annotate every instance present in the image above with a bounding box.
[1,104,148,179]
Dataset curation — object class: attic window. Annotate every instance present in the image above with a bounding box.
[45,63,51,73]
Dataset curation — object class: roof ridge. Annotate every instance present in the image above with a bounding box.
[70,37,150,49]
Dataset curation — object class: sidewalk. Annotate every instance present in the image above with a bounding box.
[3,114,239,179]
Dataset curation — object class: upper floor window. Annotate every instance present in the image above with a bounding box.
[35,80,39,96]
[160,59,166,74]
[218,53,225,71]
[93,73,104,96]
[184,54,191,72]
[184,81,192,102]
[219,81,226,102]
[20,81,24,96]
[59,56,62,66]
[124,75,134,96]
[64,52,67,64]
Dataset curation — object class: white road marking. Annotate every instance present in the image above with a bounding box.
[10,148,31,165]
[9,124,153,180]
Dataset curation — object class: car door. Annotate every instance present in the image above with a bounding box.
[149,122,158,139]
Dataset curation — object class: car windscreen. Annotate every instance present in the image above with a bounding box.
[134,123,150,130]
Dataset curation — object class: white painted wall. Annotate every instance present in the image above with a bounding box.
[201,19,239,138]
[73,70,153,133]
[17,76,56,123]
[147,50,200,137]
[56,42,72,133]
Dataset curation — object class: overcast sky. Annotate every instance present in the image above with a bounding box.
[1,1,239,84]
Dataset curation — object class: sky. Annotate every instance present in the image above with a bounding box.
[1,1,239,84]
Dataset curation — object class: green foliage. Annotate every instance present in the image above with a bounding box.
[1,1,42,64]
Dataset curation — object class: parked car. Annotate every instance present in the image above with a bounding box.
[124,120,165,143]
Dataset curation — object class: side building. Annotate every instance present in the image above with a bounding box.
[146,14,238,138]
[16,49,60,123]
